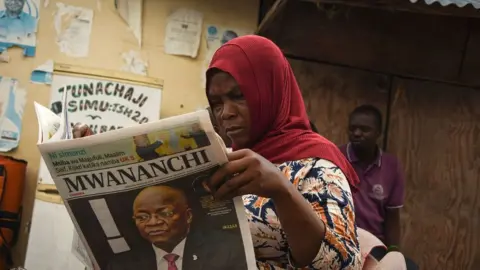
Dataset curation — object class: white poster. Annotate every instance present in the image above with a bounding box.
[54,3,93,57]
[0,76,26,152]
[25,200,87,270]
[201,25,252,88]
[164,8,203,58]
[0,0,40,57]
[37,74,162,185]
[72,230,92,269]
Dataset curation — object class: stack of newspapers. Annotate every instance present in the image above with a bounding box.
[34,93,255,270]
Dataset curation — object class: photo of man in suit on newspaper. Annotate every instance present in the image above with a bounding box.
[106,185,247,270]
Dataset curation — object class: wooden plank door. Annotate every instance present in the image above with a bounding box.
[288,58,390,146]
[387,78,480,269]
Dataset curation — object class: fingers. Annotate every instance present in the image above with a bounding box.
[73,123,93,138]
[201,180,212,193]
[208,158,249,190]
[213,171,253,199]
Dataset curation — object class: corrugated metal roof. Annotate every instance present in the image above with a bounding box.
[409,0,480,9]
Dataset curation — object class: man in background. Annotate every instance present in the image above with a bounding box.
[107,185,245,270]
[0,0,36,39]
[339,105,405,253]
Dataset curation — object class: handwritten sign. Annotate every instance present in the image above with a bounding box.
[38,74,162,185]
[50,75,161,134]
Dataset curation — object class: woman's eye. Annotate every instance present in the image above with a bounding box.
[229,91,244,100]
[212,104,223,113]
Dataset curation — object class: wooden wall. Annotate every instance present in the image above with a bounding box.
[289,56,480,270]
[265,1,480,87]
[388,79,480,269]
[288,59,389,147]
[269,2,480,268]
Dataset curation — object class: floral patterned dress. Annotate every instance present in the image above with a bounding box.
[243,158,362,269]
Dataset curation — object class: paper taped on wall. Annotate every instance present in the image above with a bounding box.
[0,77,27,152]
[164,8,203,58]
[54,3,94,57]
[201,25,252,88]
[31,60,54,85]
[0,0,40,56]
[72,230,93,269]
[121,50,147,76]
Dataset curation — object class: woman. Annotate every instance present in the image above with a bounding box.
[207,105,233,149]
[73,35,361,269]
[205,35,361,269]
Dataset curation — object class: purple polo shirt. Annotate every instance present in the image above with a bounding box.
[339,143,405,242]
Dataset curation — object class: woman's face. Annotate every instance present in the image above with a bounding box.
[207,72,251,148]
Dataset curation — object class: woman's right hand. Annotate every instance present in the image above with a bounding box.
[73,123,94,139]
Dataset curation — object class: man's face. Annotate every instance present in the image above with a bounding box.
[133,135,150,147]
[348,113,380,152]
[191,123,201,133]
[5,0,25,13]
[133,187,192,249]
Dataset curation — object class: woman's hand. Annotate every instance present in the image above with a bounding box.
[72,123,94,138]
[208,149,291,200]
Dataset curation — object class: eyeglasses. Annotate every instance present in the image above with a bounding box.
[133,210,175,223]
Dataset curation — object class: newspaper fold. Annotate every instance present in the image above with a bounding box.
[34,94,255,270]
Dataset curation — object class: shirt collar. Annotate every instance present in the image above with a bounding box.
[0,11,24,19]
[152,237,186,260]
[346,142,382,167]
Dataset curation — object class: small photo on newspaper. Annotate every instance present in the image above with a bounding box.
[35,99,256,270]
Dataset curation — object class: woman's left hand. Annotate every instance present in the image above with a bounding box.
[208,149,290,200]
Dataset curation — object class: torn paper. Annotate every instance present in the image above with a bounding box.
[54,3,93,57]
[0,50,9,63]
[164,8,202,58]
[201,25,252,88]
[115,0,142,46]
[31,60,53,85]
[0,77,27,152]
[0,0,40,57]
[121,50,147,75]
[72,230,93,270]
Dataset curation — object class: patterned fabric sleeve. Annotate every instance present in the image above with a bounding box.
[257,159,361,270]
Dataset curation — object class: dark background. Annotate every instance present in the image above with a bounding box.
[69,167,245,269]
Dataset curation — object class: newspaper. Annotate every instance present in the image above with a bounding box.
[34,94,255,270]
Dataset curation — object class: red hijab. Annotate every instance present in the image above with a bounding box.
[207,35,359,189]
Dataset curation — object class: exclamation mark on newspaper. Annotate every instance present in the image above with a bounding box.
[89,199,130,254]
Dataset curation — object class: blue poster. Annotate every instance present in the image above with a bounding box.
[0,76,26,152]
[0,0,39,57]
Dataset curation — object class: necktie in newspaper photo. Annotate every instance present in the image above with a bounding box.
[164,253,179,270]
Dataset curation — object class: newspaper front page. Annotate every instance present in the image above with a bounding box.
[36,102,255,270]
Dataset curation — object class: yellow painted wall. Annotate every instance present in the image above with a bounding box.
[0,0,258,265]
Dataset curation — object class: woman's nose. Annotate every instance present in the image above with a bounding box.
[221,100,237,120]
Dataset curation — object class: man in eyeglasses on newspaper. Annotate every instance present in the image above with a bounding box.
[106,185,246,270]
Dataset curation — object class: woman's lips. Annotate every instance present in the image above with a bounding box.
[226,127,243,136]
